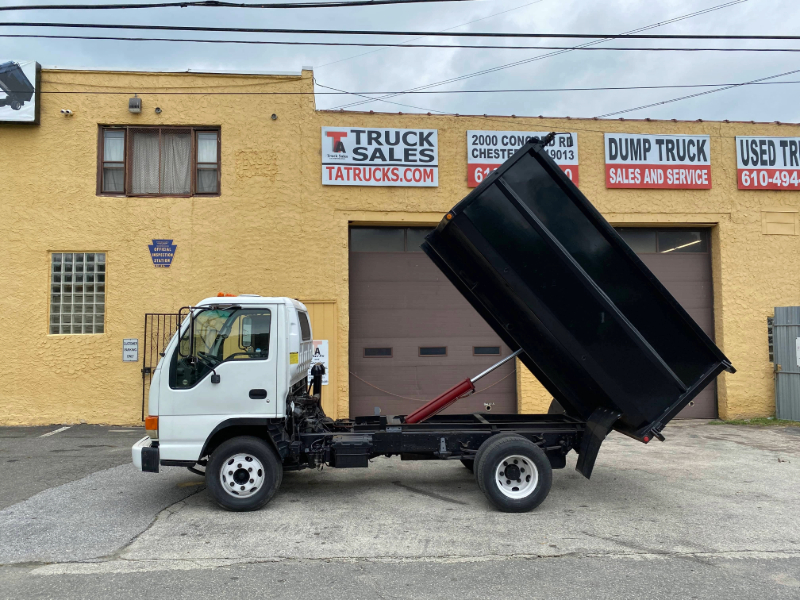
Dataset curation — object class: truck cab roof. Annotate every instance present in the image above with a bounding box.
[194,296,308,312]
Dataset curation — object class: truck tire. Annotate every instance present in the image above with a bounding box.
[206,436,282,512]
[476,435,552,513]
[474,432,521,493]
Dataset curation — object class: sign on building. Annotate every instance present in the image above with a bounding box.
[604,133,711,189]
[308,340,329,385]
[467,131,579,187]
[0,60,40,124]
[321,127,438,187]
[736,136,800,190]
[148,239,177,268]
[122,339,139,362]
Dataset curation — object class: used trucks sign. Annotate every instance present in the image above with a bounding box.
[321,126,438,187]
[467,131,578,187]
[736,136,800,190]
[604,133,711,189]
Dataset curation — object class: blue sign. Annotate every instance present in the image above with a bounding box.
[148,239,177,268]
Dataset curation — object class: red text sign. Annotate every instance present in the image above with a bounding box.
[467,131,578,187]
[604,133,711,189]
[737,136,800,190]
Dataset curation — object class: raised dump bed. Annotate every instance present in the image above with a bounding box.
[422,135,734,442]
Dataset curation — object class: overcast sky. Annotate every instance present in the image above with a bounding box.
[2,0,799,121]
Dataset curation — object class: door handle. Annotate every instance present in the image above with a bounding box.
[249,389,267,399]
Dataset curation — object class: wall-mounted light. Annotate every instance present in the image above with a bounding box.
[60,109,73,117]
[129,95,142,114]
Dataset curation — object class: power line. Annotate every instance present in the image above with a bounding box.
[595,68,800,118]
[316,0,546,69]
[3,19,795,41]
[6,80,800,95]
[331,0,752,110]
[5,33,800,52]
[0,0,483,10]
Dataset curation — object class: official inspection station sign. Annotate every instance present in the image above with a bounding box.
[321,126,438,187]
[736,136,800,190]
[604,133,711,189]
[467,131,579,187]
[148,239,177,268]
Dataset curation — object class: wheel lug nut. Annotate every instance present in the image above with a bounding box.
[240,486,245,490]
[521,468,525,473]
[517,479,521,483]
[250,478,254,483]
[506,480,510,485]
[228,471,233,475]
[248,467,253,472]
[237,464,242,468]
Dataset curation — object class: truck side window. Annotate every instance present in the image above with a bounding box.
[170,308,271,389]
[298,311,311,341]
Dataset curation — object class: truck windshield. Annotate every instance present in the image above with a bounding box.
[170,307,272,389]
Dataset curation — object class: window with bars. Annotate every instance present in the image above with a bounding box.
[99,126,220,196]
[50,253,106,335]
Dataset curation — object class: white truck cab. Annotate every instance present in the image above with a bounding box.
[133,295,313,473]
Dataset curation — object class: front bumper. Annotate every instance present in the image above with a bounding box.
[132,436,160,473]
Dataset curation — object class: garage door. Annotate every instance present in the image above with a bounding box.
[616,228,716,418]
[349,227,516,418]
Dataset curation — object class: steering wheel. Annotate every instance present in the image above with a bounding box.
[196,352,221,368]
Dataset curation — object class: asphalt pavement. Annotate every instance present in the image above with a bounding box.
[1,422,798,599]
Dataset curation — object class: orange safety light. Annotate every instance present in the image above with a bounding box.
[145,416,159,437]
[217,292,236,297]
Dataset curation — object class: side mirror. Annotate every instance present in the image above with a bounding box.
[211,373,221,384]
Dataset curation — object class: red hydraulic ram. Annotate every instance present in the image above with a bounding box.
[404,349,523,424]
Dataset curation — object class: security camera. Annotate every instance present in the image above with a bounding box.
[154,107,162,114]
[60,109,73,116]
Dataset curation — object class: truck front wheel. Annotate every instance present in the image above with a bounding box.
[206,436,282,511]
[476,435,552,513]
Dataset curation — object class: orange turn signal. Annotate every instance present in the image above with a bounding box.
[145,415,158,433]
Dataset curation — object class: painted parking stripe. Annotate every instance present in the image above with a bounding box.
[40,426,71,437]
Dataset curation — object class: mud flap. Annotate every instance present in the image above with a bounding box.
[575,408,620,479]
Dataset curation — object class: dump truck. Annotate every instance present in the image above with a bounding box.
[0,61,35,111]
[132,134,734,513]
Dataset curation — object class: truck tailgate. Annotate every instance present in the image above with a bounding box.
[422,137,734,440]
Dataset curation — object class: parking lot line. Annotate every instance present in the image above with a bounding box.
[40,426,71,437]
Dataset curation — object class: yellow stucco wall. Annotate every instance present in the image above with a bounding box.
[1,67,797,425]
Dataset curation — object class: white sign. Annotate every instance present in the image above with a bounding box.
[604,133,711,189]
[308,340,329,385]
[0,60,39,124]
[123,339,139,362]
[467,131,579,187]
[321,126,438,187]
[736,136,800,190]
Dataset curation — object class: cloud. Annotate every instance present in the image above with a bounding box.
[1,0,798,121]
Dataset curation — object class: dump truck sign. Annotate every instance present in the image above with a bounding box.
[736,136,800,190]
[321,126,438,187]
[0,60,40,124]
[467,131,579,187]
[604,133,711,189]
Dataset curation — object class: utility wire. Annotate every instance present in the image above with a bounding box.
[7,80,800,95]
[7,81,800,95]
[316,0,546,68]
[0,0,484,10]
[3,19,795,41]
[4,33,799,52]
[330,0,752,110]
[595,68,800,118]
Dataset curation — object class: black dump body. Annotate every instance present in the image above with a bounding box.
[423,136,734,441]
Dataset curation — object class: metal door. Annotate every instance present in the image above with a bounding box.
[773,307,800,420]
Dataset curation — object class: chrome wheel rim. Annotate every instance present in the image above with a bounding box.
[219,453,264,498]
[494,454,538,499]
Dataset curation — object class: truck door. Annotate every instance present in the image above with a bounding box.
[158,305,279,460]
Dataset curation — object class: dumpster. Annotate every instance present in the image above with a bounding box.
[422,134,734,441]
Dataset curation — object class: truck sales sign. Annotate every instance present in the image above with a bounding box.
[736,137,800,190]
[321,126,438,187]
[605,133,711,189]
[467,131,578,187]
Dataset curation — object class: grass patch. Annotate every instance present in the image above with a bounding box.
[708,417,800,427]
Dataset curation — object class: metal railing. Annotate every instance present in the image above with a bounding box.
[141,313,181,420]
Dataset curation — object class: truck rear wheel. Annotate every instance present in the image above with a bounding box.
[474,432,521,493]
[475,435,552,513]
[206,436,282,512]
